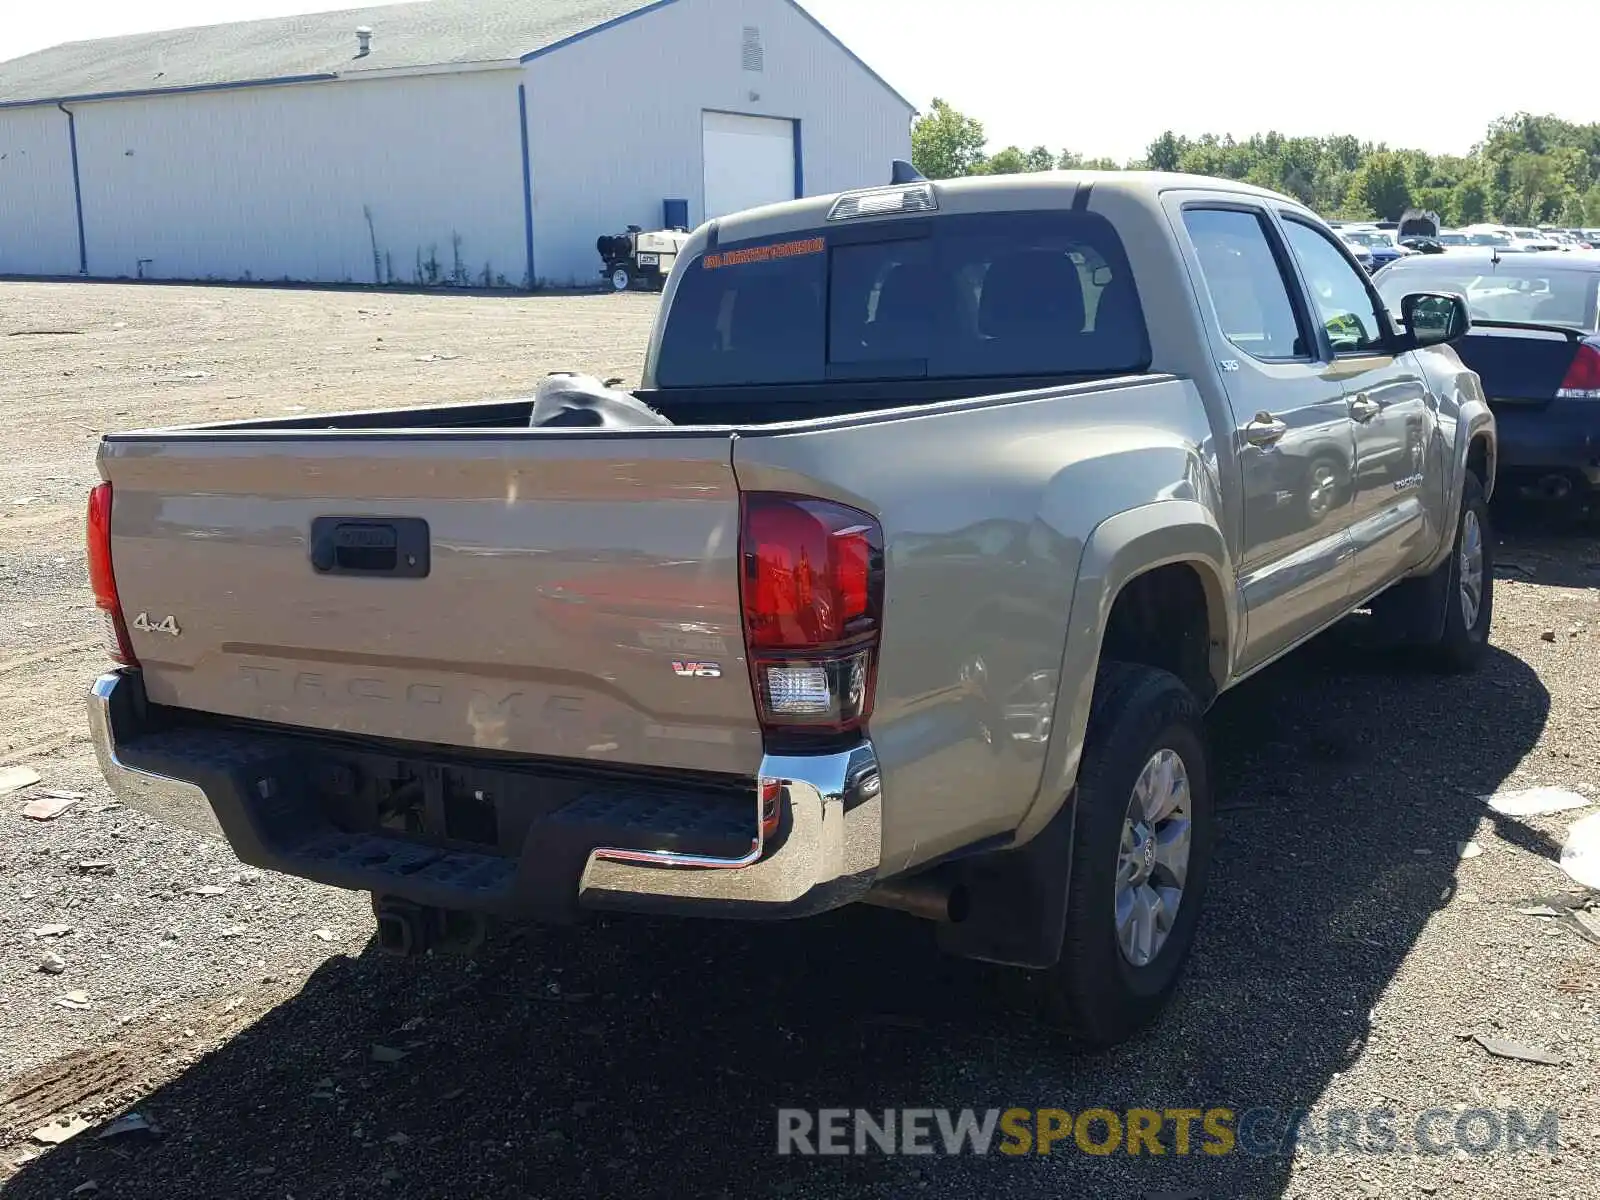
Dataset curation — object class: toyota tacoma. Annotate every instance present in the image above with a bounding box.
[86,170,1496,1045]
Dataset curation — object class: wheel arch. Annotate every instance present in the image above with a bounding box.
[1011,500,1236,846]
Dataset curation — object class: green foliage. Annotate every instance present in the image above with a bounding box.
[911,98,987,179]
[1344,151,1412,221]
[910,100,1600,227]
[976,144,1056,175]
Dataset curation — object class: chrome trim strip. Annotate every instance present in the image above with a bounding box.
[591,838,763,870]
[578,741,882,917]
[590,777,766,871]
[88,670,224,839]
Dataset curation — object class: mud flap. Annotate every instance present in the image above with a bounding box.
[935,790,1077,969]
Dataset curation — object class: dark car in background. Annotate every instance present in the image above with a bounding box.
[1401,230,1470,253]
[1374,250,1600,503]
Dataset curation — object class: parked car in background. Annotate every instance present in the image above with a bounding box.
[1462,224,1539,252]
[1400,230,1471,254]
[1338,231,1377,271]
[1340,227,1408,271]
[1541,230,1588,248]
[1510,227,1563,251]
[1374,249,1600,503]
[1397,208,1442,244]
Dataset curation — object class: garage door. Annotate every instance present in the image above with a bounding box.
[702,112,797,221]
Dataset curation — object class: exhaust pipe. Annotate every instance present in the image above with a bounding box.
[862,876,969,923]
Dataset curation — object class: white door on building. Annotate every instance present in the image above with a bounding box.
[701,111,796,221]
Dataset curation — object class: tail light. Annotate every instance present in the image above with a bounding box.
[86,482,138,666]
[739,493,884,736]
[1557,342,1600,399]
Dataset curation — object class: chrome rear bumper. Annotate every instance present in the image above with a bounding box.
[89,672,223,839]
[87,669,882,919]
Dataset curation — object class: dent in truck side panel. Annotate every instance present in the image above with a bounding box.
[1011,501,1235,847]
[732,377,1220,877]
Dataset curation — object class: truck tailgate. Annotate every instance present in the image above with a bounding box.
[99,432,763,777]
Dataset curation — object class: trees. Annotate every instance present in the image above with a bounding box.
[910,98,988,180]
[909,102,1600,226]
[1344,151,1413,221]
[977,144,1058,175]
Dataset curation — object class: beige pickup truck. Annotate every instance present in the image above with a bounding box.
[86,170,1496,1046]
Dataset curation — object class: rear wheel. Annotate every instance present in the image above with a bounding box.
[1039,662,1214,1046]
[610,265,633,292]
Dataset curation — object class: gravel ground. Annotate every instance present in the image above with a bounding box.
[1,280,1597,1200]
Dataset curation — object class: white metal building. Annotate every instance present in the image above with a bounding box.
[0,0,913,287]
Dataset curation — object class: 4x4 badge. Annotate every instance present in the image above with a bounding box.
[132,613,181,636]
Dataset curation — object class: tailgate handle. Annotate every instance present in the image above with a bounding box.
[310,517,430,578]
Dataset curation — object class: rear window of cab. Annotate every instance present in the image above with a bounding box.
[654,211,1151,388]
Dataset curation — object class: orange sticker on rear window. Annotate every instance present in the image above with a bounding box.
[703,237,825,270]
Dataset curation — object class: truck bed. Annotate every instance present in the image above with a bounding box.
[157,371,1147,433]
[100,371,1171,825]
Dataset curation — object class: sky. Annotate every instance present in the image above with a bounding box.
[1,0,1594,163]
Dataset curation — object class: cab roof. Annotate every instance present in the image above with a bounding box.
[709,170,1309,248]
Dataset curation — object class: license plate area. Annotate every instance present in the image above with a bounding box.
[299,739,757,860]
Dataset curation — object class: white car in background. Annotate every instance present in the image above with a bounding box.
[1461,224,1542,252]
[1510,226,1564,251]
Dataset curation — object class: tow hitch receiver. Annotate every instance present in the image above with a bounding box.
[373,896,487,958]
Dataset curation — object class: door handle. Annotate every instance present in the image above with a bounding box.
[1243,412,1289,447]
[1349,393,1383,422]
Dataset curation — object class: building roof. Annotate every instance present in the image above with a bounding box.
[0,0,661,106]
[0,0,914,112]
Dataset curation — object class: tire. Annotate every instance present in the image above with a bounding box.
[610,265,634,292]
[1039,661,1214,1046]
[1414,470,1493,672]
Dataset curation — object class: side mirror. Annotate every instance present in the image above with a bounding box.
[1401,291,1469,348]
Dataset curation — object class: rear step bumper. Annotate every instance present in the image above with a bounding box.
[88,670,882,921]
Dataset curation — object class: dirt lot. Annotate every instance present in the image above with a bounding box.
[1,280,1598,1200]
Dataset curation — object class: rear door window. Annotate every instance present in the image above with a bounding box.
[654,211,1150,388]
